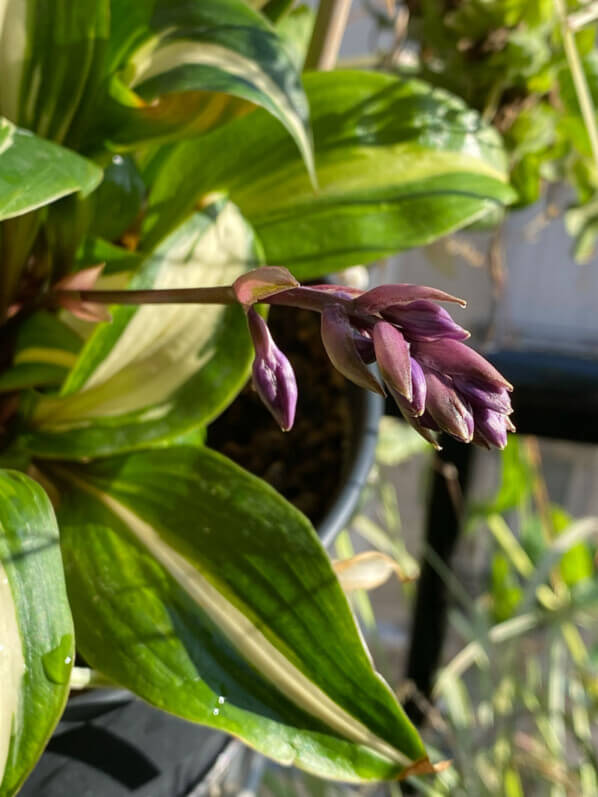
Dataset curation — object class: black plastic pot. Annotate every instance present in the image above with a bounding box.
[21,388,383,797]
[316,382,383,548]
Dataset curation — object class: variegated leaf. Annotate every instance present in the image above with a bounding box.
[142,70,515,270]
[0,118,102,222]
[0,1,110,145]
[0,312,83,393]
[102,0,313,178]
[0,470,74,797]
[52,446,429,782]
[18,200,258,458]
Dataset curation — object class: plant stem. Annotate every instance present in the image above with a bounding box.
[305,0,352,71]
[54,285,358,315]
[59,285,237,305]
[555,0,598,171]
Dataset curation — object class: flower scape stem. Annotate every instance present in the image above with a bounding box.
[51,267,515,450]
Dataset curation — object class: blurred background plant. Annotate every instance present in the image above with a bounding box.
[257,418,598,795]
[357,0,598,262]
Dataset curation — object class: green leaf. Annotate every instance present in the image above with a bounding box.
[102,0,313,178]
[468,436,533,520]
[275,4,315,70]
[87,154,145,242]
[560,540,594,588]
[491,552,523,623]
[565,195,598,264]
[0,1,110,145]
[53,446,428,781]
[0,311,83,393]
[0,118,102,221]
[76,236,143,275]
[0,470,74,797]
[143,70,515,275]
[19,200,257,458]
[552,506,595,588]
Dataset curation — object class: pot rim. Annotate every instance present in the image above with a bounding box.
[317,386,383,548]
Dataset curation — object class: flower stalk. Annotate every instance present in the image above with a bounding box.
[54,285,238,306]
[47,267,515,448]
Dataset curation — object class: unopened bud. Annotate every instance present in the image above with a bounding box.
[247,308,297,432]
[373,321,412,402]
[383,300,469,342]
[424,370,474,443]
[320,305,385,396]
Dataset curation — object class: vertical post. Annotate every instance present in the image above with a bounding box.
[304,0,353,71]
[404,436,473,725]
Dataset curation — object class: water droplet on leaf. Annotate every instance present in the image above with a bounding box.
[42,634,74,684]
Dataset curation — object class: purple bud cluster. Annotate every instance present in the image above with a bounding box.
[328,283,514,449]
[239,269,514,449]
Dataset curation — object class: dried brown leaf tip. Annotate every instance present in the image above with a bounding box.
[399,757,452,779]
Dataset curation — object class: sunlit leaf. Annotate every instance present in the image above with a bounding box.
[53,446,429,781]
[19,200,257,458]
[0,1,110,145]
[100,0,313,177]
[0,118,102,222]
[143,70,515,274]
[0,470,74,797]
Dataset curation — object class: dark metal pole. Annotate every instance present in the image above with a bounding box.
[403,435,473,725]
[388,350,598,728]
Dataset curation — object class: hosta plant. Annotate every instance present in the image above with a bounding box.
[0,1,515,793]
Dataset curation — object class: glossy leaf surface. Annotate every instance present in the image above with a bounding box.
[0,118,102,222]
[54,446,428,781]
[102,0,313,175]
[143,70,515,275]
[0,470,74,797]
[87,154,145,242]
[20,201,257,458]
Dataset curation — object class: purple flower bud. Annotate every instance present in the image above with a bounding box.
[243,269,515,451]
[355,283,466,314]
[321,305,385,396]
[352,328,376,364]
[373,321,412,402]
[453,379,513,414]
[379,347,433,440]
[409,357,427,417]
[247,308,297,431]
[473,407,509,450]
[419,411,441,432]
[424,370,474,443]
[412,339,513,392]
[382,300,469,342]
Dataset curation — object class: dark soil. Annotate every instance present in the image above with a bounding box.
[208,306,354,527]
